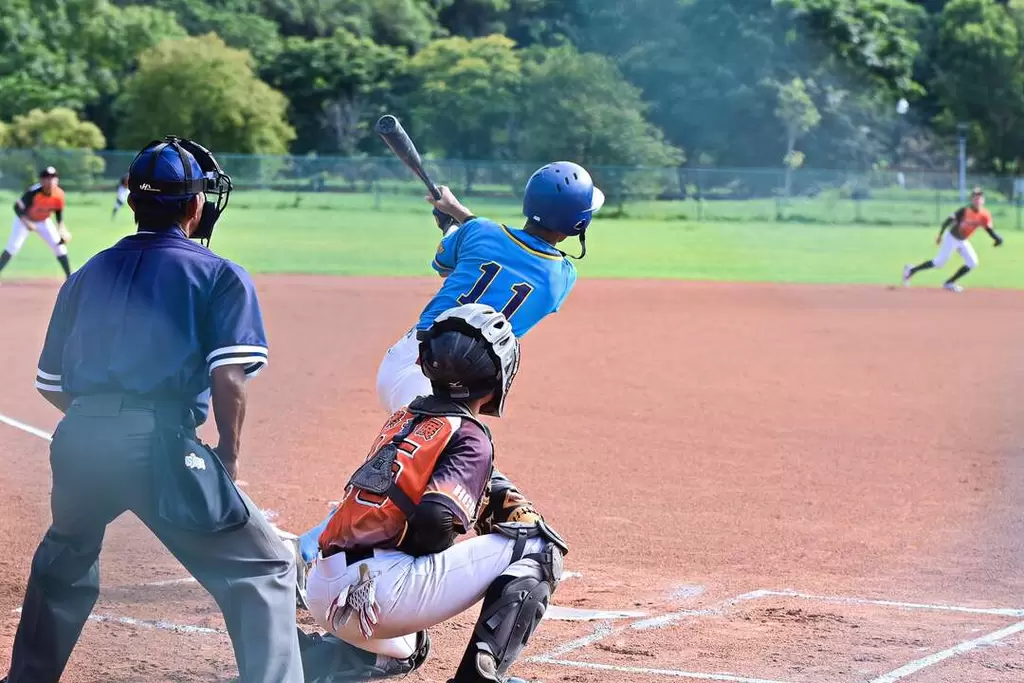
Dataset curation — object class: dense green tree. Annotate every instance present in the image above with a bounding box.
[929,0,1024,172]
[0,108,107,185]
[261,31,406,154]
[117,34,295,153]
[406,34,523,182]
[576,0,923,171]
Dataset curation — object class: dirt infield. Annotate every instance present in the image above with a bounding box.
[1,276,1023,682]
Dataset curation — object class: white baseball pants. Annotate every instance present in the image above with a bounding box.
[6,217,67,257]
[934,232,978,269]
[375,329,431,413]
[306,534,545,659]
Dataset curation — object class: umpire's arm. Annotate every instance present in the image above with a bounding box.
[35,282,72,413]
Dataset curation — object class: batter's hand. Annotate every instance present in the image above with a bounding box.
[426,186,473,225]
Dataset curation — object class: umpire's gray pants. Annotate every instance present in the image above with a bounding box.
[7,398,303,683]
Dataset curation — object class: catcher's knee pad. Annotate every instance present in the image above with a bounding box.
[454,541,564,682]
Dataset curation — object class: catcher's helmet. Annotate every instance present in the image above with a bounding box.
[522,161,604,237]
[419,304,520,417]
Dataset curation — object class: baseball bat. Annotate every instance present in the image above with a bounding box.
[374,114,442,200]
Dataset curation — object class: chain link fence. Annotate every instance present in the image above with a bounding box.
[2,148,1021,228]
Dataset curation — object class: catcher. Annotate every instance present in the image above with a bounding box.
[902,187,1003,292]
[0,167,73,281]
[295,304,566,683]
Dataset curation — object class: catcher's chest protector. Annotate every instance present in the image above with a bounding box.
[319,401,490,553]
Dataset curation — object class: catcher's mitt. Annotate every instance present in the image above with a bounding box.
[57,224,72,244]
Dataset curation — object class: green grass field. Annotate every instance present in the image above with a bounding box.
[2,190,1021,288]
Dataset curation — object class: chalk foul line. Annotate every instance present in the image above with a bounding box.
[11,607,224,636]
[867,619,1024,683]
[0,411,52,442]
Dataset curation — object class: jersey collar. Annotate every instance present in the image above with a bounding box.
[501,225,564,260]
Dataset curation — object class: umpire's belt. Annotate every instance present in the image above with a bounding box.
[68,393,185,416]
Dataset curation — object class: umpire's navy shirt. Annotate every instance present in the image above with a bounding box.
[35,226,268,424]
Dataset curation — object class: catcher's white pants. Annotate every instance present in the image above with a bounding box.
[934,232,978,269]
[6,217,67,257]
[306,534,545,659]
[375,329,431,413]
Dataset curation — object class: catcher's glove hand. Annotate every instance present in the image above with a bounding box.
[57,224,72,244]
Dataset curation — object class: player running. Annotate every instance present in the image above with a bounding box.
[111,174,130,219]
[902,187,1003,292]
[295,304,566,683]
[0,167,72,281]
[375,161,603,414]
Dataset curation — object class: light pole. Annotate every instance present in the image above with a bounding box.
[956,122,969,203]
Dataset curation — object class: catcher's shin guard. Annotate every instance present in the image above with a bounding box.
[450,539,563,682]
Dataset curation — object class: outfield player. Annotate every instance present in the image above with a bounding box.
[902,187,1003,292]
[375,161,603,414]
[111,174,130,219]
[297,304,566,683]
[0,167,72,280]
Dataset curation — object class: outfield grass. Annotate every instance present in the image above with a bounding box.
[1,190,1021,288]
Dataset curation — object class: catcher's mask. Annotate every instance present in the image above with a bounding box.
[128,136,232,245]
[418,304,521,417]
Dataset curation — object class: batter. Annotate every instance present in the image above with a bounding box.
[376,161,603,414]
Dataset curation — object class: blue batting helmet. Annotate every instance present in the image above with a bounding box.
[522,162,605,236]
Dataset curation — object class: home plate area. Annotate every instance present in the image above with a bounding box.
[528,589,1024,683]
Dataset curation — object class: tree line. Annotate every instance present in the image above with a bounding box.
[1,0,1021,175]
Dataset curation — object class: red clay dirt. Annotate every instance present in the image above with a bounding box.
[1,276,1023,682]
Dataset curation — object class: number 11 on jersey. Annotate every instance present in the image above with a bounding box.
[457,261,534,319]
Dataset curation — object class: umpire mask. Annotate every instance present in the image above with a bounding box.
[128,136,233,245]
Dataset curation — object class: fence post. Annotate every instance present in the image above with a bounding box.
[696,168,704,221]
[935,190,941,225]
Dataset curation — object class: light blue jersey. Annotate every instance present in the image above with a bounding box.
[418,218,577,337]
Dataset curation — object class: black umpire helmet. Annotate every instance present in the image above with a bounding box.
[127,136,232,243]
[418,304,521,417]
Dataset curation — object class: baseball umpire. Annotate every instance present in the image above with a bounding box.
[1,137,303,683]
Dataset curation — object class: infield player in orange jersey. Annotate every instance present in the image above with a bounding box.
[0,166,72,280]
[902,187,1003,292]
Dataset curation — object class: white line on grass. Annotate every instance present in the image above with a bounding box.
[867,619,1024,683]
[764,590,1024,618]
[0,411,52,442]
[534,658,793,683]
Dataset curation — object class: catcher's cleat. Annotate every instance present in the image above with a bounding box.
[303,629,430,682]
[272,525,309,610]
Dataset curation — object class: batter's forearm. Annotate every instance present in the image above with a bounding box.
[211,365,247,458]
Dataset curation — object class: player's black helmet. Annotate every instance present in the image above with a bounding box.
[418,304,521,417]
